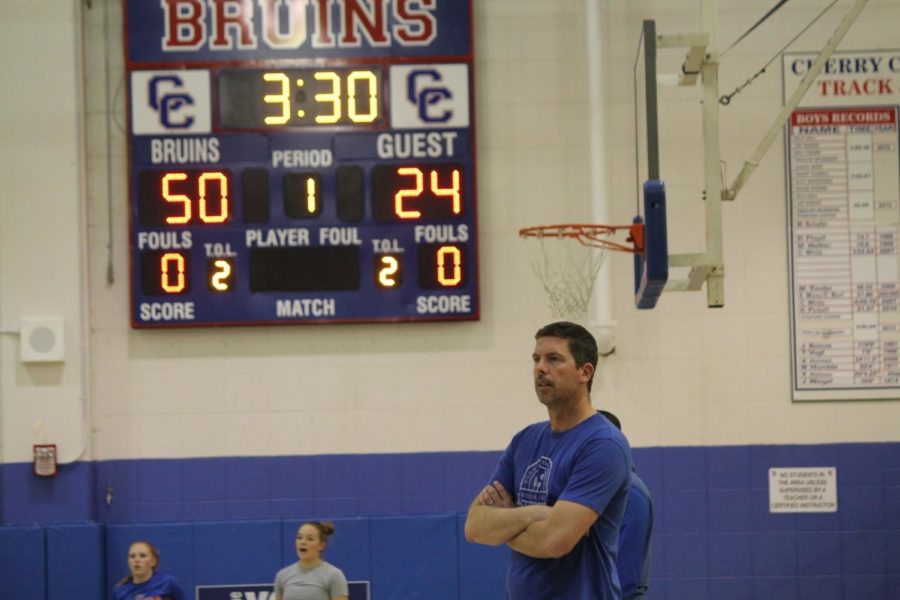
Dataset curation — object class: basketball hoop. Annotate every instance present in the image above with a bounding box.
[519,223,643,319]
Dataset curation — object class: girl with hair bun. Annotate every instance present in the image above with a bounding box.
[274,520,349,600]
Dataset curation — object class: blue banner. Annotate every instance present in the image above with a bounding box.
[196,581,370,600]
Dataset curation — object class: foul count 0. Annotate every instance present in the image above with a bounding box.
[137,165,469,295]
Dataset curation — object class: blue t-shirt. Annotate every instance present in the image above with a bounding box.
[491,412,632,600]
[617,472,653,599]
[113,571,187,600]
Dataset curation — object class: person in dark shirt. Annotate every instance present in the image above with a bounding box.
[600,410,654,599]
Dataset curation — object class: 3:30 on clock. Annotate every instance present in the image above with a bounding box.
[218,67,383,129]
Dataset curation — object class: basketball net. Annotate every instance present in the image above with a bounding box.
[519,223,642,320]
[522,234,610,320]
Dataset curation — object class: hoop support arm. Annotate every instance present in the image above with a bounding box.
[649,0,725,307]
[723,0,869,201]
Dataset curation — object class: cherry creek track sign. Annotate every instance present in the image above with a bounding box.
[784,50,900,400]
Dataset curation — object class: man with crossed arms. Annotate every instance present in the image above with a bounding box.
[465,322,632,599]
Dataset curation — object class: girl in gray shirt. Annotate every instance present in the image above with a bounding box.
[274,521,349,600]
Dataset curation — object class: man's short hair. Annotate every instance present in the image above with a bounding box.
[535,321,599,390]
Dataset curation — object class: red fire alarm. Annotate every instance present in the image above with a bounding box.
[33,444,57,477]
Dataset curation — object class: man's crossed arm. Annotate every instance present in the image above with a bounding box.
[464,481,598,559]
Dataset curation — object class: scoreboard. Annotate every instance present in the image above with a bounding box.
[125,0,477,327]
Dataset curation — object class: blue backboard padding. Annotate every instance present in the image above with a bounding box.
[0,526,46,598]
[47,523,105,598]
[370,514,459,600]
[635,179,668,309]
[456,513,509,598]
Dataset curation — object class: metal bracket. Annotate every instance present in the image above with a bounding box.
[651,0,724,307]
[723,0,870,201]
[658,33,710,85]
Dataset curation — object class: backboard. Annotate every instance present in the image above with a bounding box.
[632,20,668,309]
[634,19,660,186]
[632,0,868,310]
[634,181,668,309]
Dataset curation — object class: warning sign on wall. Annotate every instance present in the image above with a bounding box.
[769,467,837,513]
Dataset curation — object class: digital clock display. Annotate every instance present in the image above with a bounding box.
[218,68,384,130]
[125,0,477,327]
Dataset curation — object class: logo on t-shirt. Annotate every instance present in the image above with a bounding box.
[518,456,551,505]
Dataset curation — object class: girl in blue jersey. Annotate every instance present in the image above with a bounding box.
[114,540,187,600]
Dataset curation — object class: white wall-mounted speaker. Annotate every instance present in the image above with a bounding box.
[20,317,65,363]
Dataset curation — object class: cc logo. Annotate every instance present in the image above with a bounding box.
[148,75,195,129]
[406,69,453,123]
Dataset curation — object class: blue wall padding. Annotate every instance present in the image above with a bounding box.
[194,520,281,584]
[281,517,372,581]
[47,523,105,598]
[456,513,509,599]
[370,514,459,600]
[106,523,195,600]
[0,526,46,598]
[444,452,501,511]
[86,452,502,526]
[2,443,899,599]
[14,452,505,526]
[95,459,140,523]
[1,461,94,524]
[102,517,467,599]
